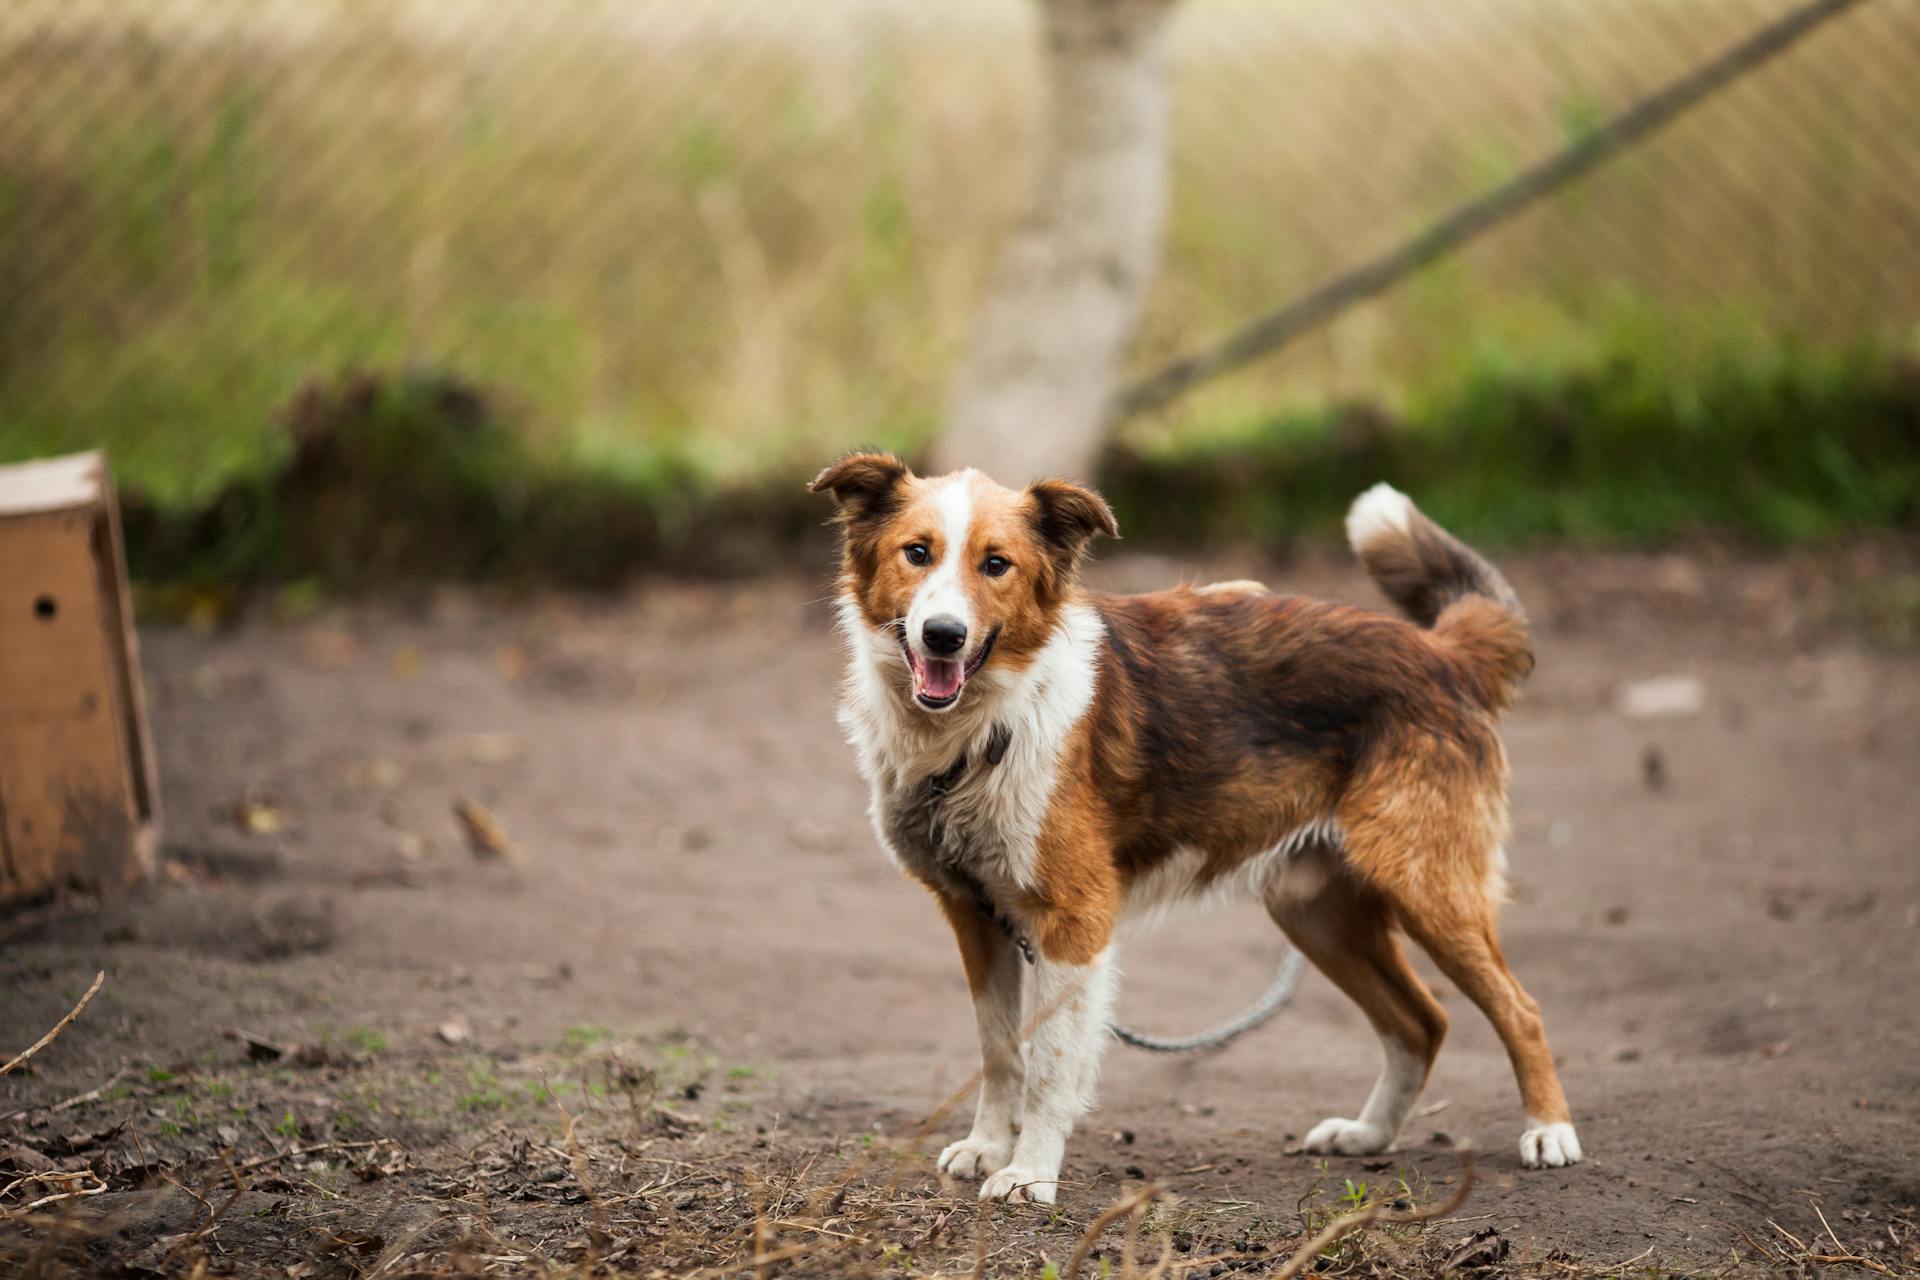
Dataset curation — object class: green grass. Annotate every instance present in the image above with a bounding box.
[345,1027,389,1056]
[1106,308,1920,550]
[18,308,1911,600]
[559,1025,617,1052]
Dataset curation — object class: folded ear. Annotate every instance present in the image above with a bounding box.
[809,451,910,519]
[1028,477,1119,562]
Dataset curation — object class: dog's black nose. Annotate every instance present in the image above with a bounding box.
[922,615,967,656]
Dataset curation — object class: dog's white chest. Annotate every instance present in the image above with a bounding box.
[835,601,1104,898]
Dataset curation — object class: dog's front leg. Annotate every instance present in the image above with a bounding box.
[978,936,1117,1205]
[932,894,1027,1180]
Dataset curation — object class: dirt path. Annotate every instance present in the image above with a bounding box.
[4,547,1918,1275]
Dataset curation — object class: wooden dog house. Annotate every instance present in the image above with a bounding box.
[0,451,159,905]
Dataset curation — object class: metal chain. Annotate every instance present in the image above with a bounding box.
[1109,945,1307,1054]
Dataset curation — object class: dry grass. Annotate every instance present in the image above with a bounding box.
[6,1009,1916,1278]
[2,0,1916,503]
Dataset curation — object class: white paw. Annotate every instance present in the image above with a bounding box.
[1302,1117,1393,1156]
[978,1164,1059,1204]
[1520,1120,1584,1169]
[937,1135,1013,1180]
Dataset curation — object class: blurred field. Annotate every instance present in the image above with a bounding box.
[2,0,1918,543]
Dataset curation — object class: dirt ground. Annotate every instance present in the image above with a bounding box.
[4,542,1919,1277]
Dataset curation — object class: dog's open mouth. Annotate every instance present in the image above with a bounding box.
[899,626,998,710]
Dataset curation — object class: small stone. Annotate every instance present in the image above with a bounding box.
[1617,675,1704,720]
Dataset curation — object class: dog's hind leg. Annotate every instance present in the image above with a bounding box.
[932,892,1027,1181]
[1392,891,1583,1169]
[1265,849,1448,1156]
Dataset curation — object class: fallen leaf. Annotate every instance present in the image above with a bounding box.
[232,1028,290,1062]
[48,1122,125,1155]
[436,1016,472,1045]
[234,802,290,835]
[454,798,523,863]
[355,1145,409,1181]
[1444,1228,1510,1270]
[0,1143,56,1173]
[355,758,403,790]
[454,733,522,765]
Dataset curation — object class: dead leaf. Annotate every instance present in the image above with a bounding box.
[48,1122,125,1155]
[455,798,523,863]
[436,1016,472,1045]
[1444,1228,1510,1270]
[355,758,403,790]
[0,1143,56,1173]
[235,1029,288,1062]
[234,801,291,835]
[454,733,523,765]
[355,1145,409,1180]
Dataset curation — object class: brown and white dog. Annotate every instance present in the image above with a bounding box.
[811,452,1581,1204]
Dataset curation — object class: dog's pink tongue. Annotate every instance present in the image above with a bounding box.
[921,658,963,699]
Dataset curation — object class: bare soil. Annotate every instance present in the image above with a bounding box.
[4,543,1919,1277]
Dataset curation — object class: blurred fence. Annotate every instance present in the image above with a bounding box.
[3,0,1918,508]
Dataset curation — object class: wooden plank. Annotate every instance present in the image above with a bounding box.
[93,455,160,843]
[0,509,140,901]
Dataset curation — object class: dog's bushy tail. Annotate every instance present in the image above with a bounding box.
[1346,483,1533,711]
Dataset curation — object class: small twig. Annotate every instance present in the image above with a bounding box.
[768,1219,866,1242]
[144,1148,250,1267]
[14,1173,108,1213]
[1,1066,133,1125]
[1,970,105,1076]
[231,1139,385,1176]
[539,1074,609,1257]
[1270,1147,1479,1280]
[751,1174,775,1280]
[1813,1199,1848,1253]
[1067,1182,1163,1280]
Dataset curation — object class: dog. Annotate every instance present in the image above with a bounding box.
[811,452,1581,1204]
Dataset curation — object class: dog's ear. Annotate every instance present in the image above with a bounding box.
[1027,478,1119,564]
[809,451,910,522]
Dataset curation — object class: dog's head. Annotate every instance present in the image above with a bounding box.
[811,452,1117,713]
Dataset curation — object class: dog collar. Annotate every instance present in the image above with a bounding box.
[922,725,1031,964]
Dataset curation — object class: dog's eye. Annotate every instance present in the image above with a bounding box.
[904,543,931,567]
[982,555,1012,578]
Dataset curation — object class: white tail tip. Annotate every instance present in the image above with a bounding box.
[1345,483,1415,551]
